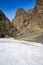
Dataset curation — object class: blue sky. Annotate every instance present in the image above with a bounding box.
[0,0,36,21]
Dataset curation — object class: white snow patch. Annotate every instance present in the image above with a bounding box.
[0,38,43,65]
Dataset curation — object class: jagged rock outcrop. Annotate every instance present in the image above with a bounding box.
[0,0,43,43]
[12,0,43,43]
[33,0,43,28]
[15,8,26,17]
[0,10,20,38]
[0,10,18,37]
[12,0,43,31]
[12,8,33,33]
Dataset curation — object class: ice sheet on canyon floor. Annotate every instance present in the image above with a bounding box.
[0,38,43,65]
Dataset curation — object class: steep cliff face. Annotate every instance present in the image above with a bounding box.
[12,0,43,43]
[0,0,43,43]
[34,0,43,28]
[12,0,43,34]
[12,8,26,32]
[12,8,34,33]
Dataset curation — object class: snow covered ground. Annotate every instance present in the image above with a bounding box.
[0,38,43,65]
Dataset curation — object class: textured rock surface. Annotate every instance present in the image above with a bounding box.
[12,0,43,43]
[0,0,43,43]
[0,10,11,37]
[0,10,17,37]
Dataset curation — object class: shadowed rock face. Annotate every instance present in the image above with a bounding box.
[0,10,11,37]
[36,0,43,5]
[35,0,43,12]
[0,10,19,38]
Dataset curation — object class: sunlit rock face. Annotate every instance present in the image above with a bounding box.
[12,0,43,33]
[15,8,26,17]
[12,0,43,43]
[12,0,43,30]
